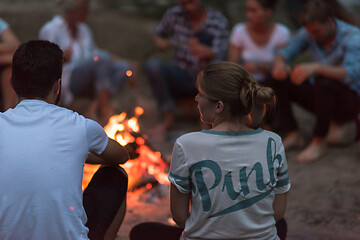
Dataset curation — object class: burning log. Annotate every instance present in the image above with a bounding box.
[82,107,170,192]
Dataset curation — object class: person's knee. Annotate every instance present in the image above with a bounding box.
[144,58,165,76]
[129,223,153,240]
[314,77,337,91]
[98,165,128,194]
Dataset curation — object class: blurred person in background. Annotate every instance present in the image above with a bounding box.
[0,17,20,111]
[271,0,360,163]
[39,0,134,125]
[229,0,290,85]
[145,0,229,139]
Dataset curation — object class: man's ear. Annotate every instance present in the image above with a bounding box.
[54,78,61,94]
[215,100,224,114]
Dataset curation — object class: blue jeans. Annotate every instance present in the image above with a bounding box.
[145,58,197,113]
[70,50,130,97]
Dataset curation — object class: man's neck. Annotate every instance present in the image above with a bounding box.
[19,97,55,105]
[187,6,207,30]
[323,19,337,50]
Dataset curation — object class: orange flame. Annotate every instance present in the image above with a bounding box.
[82,107,170,191]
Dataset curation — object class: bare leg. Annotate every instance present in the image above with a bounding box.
[295,137,327,163]
[1,66,16,111]
[282,131,305,151]
[149,111,174,141]
[103,198,126,240]
[97,90,114,125]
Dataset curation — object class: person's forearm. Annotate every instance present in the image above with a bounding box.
[228,45,240,63]
[201,46,215,60]
[273,193,287,222]
[170,184,190,229]
[0,42,19,54]
[273,54,286,65]
[315,63,347,82]
[152,34,171,51]
[0,54,15,65]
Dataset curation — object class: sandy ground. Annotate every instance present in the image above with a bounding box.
[1,1,360,239]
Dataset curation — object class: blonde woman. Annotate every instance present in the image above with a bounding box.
[131,62,290,240]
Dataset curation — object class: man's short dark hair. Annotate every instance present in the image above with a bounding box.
[298,0,355,26]
[11,40,63,99]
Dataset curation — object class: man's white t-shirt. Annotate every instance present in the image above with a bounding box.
[0,100,108,240]
[169,129,290,240]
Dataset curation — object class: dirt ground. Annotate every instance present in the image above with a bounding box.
[1,1,360,239]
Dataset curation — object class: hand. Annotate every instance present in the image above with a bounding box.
[242,62,258,73]
[154,36,172,51]
[189,38,213,59]
[290,63,320,85]
[271,60,290,81]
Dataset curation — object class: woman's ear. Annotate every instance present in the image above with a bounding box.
[215,100,224,114]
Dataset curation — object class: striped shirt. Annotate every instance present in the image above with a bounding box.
[154,5,229,76]
[279,18,360,96]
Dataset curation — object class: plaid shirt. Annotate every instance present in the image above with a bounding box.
[279,18,360,96]
[154,5,229,77]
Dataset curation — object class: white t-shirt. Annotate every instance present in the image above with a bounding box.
[39,16,99,106]
[0,100,108,240]
[229,23,290,82]
[169,128,290,240]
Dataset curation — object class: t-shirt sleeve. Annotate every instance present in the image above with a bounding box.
[0,18,9,34]
[168,141,192,193]
[275,24,291,48]
[274,141,291,194]
[85,119,109,155]
[229,23,244,48]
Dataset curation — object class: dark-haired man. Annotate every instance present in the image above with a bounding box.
[271,0,360,163]
[0,40,129,239]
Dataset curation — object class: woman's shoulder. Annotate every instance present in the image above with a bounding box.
[261,129,283,142]
[231,22,246,32]
[274,23,291,35]
[175,131,211,146]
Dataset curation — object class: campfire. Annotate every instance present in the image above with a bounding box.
[82,107,170,191]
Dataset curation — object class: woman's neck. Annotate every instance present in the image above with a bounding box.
[248,21,273,33]
[211,121,254,132]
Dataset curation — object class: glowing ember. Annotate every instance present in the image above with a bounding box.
[93,56,98,62]
[82,107,170,191]
[126,70,133,77]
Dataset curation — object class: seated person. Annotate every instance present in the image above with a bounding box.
[39,0,134,124]
[130,62,290,240]
[0,17,20,111]
[0,40,129,240]
[145,0,229,137]
[271,0,360,163]
[229,0,290,84]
